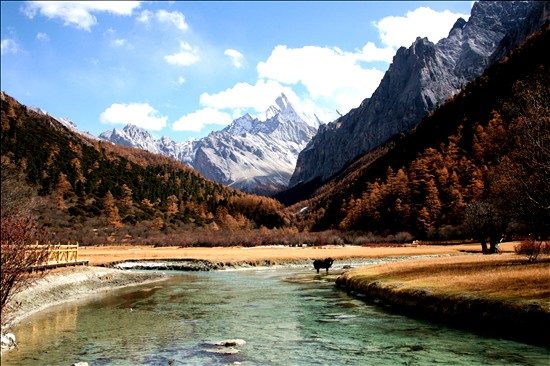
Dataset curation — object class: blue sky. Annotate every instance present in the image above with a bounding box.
[1,1,472,141]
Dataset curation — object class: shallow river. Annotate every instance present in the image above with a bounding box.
[3,268,548,365]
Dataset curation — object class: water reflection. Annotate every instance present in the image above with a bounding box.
[3,269,549,366]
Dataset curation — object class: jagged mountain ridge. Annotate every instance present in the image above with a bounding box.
[286,21,550,234]
[99,94,318,195]
[288,0,548,190]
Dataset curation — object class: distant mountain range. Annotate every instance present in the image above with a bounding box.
[287,0,549,196]
[99,94,319,195]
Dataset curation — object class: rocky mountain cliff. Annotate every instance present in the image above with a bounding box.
[289,0,548,190]
[100,94,318,195]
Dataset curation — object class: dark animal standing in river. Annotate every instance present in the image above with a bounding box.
[313,258,334,273]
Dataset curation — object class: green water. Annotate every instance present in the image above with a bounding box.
[2,269,548,365]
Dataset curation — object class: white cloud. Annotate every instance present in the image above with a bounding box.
[36,32,49,41]
[165,41,200,66]
[224,49,245,68]
[177,76,186,85]
[137,9,188,31]
[168,5,471,128]
[1,38,20,54]
[111,38,127,47]
[136,9,152,23]
[357,42,395,63]
[100,103,167,130]
[248,6,469,115]
[22,1,141,32]
[173,107,233,132]
[257,45,385,113]
[199,79,296,114]
[374,7,470,48]
[156,10,188,31]
[198,79,337,124]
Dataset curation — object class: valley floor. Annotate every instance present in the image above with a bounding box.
[77,241,487,266]
[4,242,549,348]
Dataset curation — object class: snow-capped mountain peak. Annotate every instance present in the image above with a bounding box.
[265,93,306,124]
[99,124,160,154]
[29,105,48,115]
[99,94,320,195]
[28,104,98,140]
[223,113,256,136]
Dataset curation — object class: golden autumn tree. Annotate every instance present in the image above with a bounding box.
[120,184,134,212]
[494,76,550,243]
[166,195,179,217]
[54,172,72,210]
[103,191,122,227]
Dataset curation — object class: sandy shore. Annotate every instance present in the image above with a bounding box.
[5,266,167,329]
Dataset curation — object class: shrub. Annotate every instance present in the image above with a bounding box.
[1,215,51,326]
[394,231,414,243]
[514,237,550,261]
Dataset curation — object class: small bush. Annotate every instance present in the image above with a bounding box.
[514,238,550,261]
[394,231,414,243]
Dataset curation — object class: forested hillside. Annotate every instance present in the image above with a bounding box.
[1,94,290,244]
[291,23,550,250]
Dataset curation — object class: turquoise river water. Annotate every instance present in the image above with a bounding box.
[2,268,549,365]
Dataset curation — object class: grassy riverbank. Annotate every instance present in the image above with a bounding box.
[336,253,550,347]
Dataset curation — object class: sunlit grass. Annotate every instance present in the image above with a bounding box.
[341,253,550,308]
[79,243,468,266]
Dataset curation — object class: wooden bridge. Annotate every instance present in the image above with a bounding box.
[29,242,88,269]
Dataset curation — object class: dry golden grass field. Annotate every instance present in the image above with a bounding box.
[78,241,510,266]
[339,253,550,307]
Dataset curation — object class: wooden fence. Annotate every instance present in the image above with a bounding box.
[27,242,80,266]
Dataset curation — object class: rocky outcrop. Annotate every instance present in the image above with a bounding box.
[289,1,547,191]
